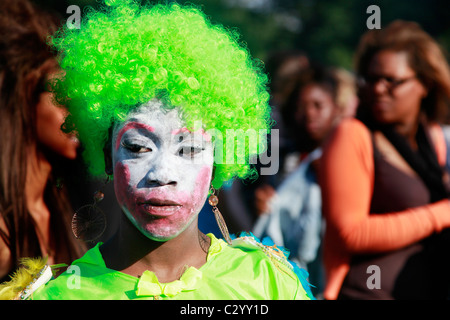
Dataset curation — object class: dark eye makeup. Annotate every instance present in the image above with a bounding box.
[121,141,152,153]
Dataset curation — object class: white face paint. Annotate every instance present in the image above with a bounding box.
[112,100,214,241]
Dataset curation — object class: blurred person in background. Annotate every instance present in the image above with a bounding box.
[253,65,357,298]
[208,49,311,236]
[0,0,86,283]
[320,20,450,300]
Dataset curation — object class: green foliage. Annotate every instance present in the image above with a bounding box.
[35,0,450,72]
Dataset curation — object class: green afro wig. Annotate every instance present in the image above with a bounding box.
[52,0,272,188]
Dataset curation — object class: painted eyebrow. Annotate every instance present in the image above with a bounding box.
[115,122,155,151]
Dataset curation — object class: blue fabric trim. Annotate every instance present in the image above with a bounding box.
[232,232,316,300]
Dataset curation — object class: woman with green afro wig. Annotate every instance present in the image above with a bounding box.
[2,0,314,301]
[53,0,271,189]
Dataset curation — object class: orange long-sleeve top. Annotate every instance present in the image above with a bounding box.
[319,118,450,300]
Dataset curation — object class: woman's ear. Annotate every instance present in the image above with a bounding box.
[420,83,429,99]
[418,78,430,99]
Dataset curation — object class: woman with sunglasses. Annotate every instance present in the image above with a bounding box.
[320,20,450,300]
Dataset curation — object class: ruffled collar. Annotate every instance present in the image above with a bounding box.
[134,233,227,298]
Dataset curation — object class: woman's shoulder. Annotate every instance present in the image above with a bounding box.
[333,117,371,140]
[209,233,314,299]
[323,117,373,161]
[1,244,105,300]
[30,243,119,300]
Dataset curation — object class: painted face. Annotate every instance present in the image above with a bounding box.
[111,100,214,241]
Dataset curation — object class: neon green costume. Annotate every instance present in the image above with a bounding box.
[31,234,312,300]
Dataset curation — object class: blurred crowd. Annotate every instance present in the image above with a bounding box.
[208,19,450,300]
[2,0,450,300]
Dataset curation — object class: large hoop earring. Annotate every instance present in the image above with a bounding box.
[71,176,109,243]
[209,186,232,245]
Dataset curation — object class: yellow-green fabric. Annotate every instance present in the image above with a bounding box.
[31,234,312,300]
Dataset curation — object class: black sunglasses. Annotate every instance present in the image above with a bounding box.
[358,75,416,90]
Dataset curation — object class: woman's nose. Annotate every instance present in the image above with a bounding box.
[144,151,177,187]
[372,78,389,95]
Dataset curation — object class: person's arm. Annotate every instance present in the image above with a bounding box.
[0,216,12,280]
[320,118,450,254]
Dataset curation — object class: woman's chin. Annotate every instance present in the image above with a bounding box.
[138,224,185,242]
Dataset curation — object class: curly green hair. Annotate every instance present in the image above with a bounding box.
[52,0,271,188]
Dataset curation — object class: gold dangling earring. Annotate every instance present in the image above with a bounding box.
[208,186,232,245]
[72,176,109,243]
